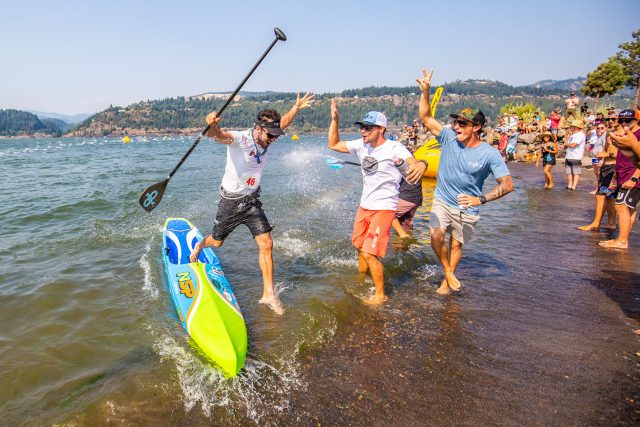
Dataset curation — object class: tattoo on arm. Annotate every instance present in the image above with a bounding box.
[484,176,513,202]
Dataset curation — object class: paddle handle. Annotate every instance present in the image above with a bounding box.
[166,30,286,180]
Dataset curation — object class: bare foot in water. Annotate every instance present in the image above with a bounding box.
[436,279,450,295]
[578,223,600,231]
[598,240,628,249]
[363,294,389,306]
[259,295,284,315]
[444,271,461,292]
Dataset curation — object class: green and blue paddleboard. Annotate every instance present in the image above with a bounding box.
[162,218,247,376]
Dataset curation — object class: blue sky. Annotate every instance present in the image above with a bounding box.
[0,0,638,115]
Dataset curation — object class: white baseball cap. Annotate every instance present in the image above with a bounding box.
[354,111,388,128]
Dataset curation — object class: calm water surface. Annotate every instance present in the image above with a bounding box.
[0,136,638,425]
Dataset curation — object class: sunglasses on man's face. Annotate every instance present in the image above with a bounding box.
[260,127,279,140]
[359,124,378,132]
[454,119,472,128]
[596,126,606,130]
[618,118,635,125]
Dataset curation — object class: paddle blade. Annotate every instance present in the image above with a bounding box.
[324,156,341,164]
[139,178,168,212]
[328,163,344,170]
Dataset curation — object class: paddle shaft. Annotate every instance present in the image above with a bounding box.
[166,36,283,180]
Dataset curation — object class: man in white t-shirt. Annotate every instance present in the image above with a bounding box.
[328,102,427,305]
[190,93,315,315]
[564,120,586,190]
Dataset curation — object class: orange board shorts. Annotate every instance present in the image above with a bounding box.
[352,207,396,258]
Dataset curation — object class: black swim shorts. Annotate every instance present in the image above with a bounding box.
[596,164,616,197]
[211,194,272,241]
[615,186,640,209]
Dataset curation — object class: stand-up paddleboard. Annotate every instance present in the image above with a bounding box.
[162,218,247,376]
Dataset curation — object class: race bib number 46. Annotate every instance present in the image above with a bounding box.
[241,173,259,188]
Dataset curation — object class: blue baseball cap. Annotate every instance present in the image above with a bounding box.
[355,111,388,128]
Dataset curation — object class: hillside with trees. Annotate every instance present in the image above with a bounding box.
[0,109,68,137]
[66,78,633,137]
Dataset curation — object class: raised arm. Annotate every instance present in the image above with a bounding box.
[280,92,315,130]
[328,99,349,153]
[610,128,640,168]
[204,112,234,144]
[416,68,444,137]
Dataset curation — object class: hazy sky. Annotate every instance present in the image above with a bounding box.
[1,0,638,115]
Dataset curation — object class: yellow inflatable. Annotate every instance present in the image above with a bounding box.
[291,134,299,141]
[414,139,440,178]
[122,135,131,143]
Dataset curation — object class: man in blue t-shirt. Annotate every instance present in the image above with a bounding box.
[416,68,514,295]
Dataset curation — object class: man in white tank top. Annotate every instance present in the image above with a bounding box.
[189,93,315,314]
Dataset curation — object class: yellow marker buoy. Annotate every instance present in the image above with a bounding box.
[123,136,131,143]
[291,134,299,141]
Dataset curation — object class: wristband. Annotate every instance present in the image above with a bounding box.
[479,195,487,204]
[418,159,428,169]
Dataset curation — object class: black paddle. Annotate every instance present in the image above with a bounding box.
[139,27,288,212]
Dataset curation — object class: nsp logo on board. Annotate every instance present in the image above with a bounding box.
[176,271,195,298]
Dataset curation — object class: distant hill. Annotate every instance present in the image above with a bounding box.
[0,109,68,137]
[527,77,586,92]
[67,79,634,137]
[41,117,73,133]
[29,111,92,124]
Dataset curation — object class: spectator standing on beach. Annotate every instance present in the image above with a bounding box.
[416,68,513,295]
[498,129,508,159]
[550,107,562,139]
[565,92,580,124]
[535,131,558,189]
[590,121,607,193]
[564,120,586,190]
[328,102,427,304]
[506,128,518,161]
[580,102,589,116]
[599,109,640,249]
[578,122,618,232]
[606,109,618,129]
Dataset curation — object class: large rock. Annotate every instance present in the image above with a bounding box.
[517,133,538,145]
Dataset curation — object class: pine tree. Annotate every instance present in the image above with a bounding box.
[581,57,628,111]
[617,29,640,108]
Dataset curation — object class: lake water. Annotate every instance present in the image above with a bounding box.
[1,135,638,425]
